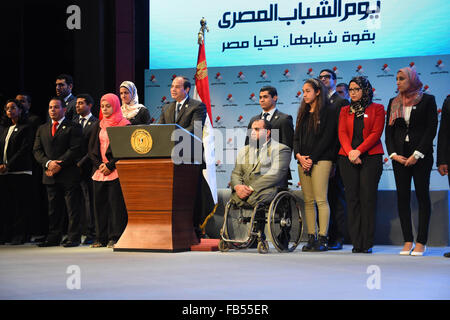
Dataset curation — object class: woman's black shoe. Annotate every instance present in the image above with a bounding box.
[302,234,316,252]
[362,248,373,254]
[352,247,361,253]
[314,235,328,251]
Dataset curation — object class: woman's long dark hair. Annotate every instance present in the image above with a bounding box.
[295,78,329,133]
[1,99,28,126]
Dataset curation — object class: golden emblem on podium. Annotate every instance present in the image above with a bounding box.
[130,129,153,154]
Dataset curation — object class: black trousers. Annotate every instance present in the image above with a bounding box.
[80,177,96,239]
[46,182,82,243]
[338,154,382,250]
[0,174,32,242]
[392,143,433,245]
[327,164,348,243]
[93,179,127,244]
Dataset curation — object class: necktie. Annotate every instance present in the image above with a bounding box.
[80,118,86,128]
[52,121,58,137]
[175,103,182,120]
[263,112,270,121]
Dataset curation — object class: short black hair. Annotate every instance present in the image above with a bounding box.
[336,83,349,91]
[49,96,66,106]
[176,76,191,91]
[17,93,32,103]
[56,74,74,85]
[259,86,278,98]
[319,69,337,80]
[253,118,272,131]
[76,94,94,106]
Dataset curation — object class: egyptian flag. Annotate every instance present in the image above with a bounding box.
[193,37,218,233]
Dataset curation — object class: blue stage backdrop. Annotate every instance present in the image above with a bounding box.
[145,1,450,190]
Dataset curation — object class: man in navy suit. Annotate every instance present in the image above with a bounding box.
[246,86,294,149]
[319,69,350,250]
[33,97,82,247]
[56,74,77,121]
[74,94,99,245]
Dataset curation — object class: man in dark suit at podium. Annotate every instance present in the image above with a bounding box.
[158,76,206,137]
[33,97,83,247]
[74,94,99,245]
[158,76,207,242]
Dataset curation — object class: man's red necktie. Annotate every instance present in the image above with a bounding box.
[52,122,58,137]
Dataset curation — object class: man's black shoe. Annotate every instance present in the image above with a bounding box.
[328,239,343,250]
[38,241,60,247]
[314,235,328,252]
[444,252,450,258]
[82,237,94,245]
[63,241,80,248]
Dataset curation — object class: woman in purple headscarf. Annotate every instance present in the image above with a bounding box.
[385,67,438,256]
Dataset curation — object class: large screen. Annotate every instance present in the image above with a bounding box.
[149,0,450,69]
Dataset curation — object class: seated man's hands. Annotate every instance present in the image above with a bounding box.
[234,184,253,200]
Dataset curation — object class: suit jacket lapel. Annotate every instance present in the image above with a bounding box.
[176,98,190,123]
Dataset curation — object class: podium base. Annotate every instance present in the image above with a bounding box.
[190,239,220,252]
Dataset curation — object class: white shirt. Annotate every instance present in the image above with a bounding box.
[46,117,66,168]
[79,113,92,128]
[261,108,276,121]
[175,96,188,120]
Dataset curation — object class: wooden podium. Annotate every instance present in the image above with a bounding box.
[107,124,202,252]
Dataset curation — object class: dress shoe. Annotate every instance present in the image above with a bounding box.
[362,248,373,254]
[37,241,60,247]
[328,239,343,250]
[82,236,94,245]
[352,247,361,253]
[399,248,413,255]
[411,246,426,256]
[302,234,316,252]
[444,252,450,258]
[107,240,117,248]
[314,235,328,252]
[10,236,25,245]
[90,242,106,248]
[63,241,80,248]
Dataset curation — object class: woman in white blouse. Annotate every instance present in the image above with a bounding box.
[0,99,34,245]
[385,67,438,256]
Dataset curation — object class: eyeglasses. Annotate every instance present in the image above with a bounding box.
[348,88,362,93]
[319,75,331,79]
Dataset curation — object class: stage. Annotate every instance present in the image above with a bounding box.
[1,243,449,300]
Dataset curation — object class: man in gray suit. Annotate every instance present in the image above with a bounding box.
[230,119,291,208]
[158,76,206,137]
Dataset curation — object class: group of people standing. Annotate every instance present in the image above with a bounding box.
[0,74,150,248]
[1,68,449,257]
[235,66,449,256]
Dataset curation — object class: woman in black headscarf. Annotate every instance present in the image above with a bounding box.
[337,77,385,253]
[0,99,33,245]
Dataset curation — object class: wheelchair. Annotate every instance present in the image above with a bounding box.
[218,189,303,254]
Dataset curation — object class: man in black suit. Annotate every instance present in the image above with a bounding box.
[16,94,42,129]
[438,96,450,258]
[74,94,98,245]
[437,95,450,187]
[158,76,206,137]
[246,86,294,150]
[158,76,207,241]
[336,83,350,101]
[56,74,77,121]
[319,69,350,250]
[33,97,83,247]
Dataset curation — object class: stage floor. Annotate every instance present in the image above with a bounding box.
[1,244,449,300]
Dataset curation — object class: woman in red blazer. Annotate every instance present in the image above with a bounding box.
[338,77,385,254]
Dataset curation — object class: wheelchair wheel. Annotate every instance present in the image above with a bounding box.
[257,240,269,254]
[221,201,256,249]
[267,191,303,253]
[218,239,230,252]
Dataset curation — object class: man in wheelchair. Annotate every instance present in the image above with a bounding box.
[230,119,291,208]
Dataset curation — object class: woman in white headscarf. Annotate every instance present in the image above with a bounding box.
[119,81,151,125]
